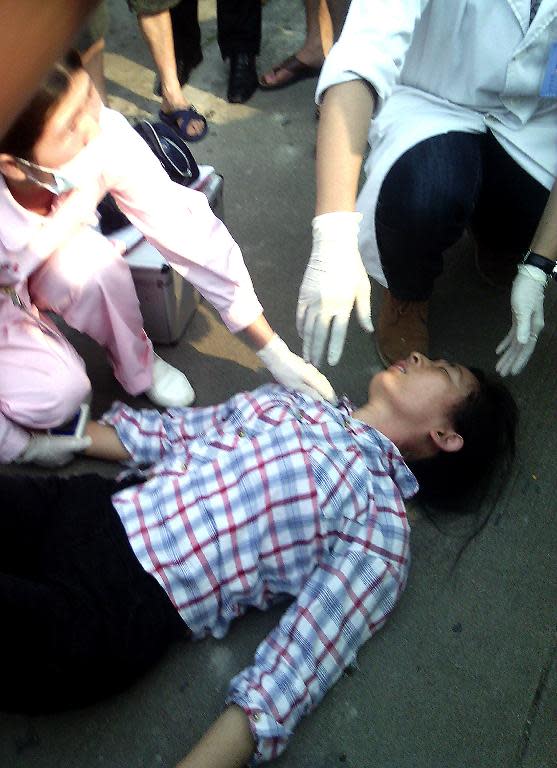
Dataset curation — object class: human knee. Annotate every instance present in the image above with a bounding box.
[27,368,90,430]
[377,139,480,235]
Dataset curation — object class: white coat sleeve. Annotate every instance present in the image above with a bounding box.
[316,0,430,108]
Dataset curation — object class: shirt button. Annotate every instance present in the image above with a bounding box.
[252,712,261,721]
[238,429,245,438]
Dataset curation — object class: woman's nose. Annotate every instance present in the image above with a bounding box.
[409,351,425,366]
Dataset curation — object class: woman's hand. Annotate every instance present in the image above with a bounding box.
[297,212,373,367]
[175,705,255,768]
[257,334,337,403]
[496,264,547,376]
[16,432,92,467]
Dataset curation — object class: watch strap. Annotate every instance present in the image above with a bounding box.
[522,250,557,280]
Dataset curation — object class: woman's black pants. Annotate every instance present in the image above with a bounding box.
[375,130,550,301]
[0,474,185,713]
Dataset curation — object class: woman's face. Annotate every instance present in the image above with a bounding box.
[369,352,478,432]
[32,69,102,169]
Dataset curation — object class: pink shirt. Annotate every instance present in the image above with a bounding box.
[0,107,263,330]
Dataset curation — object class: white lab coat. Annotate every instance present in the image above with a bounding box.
[316,0,557,284]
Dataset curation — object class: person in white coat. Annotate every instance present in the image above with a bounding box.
[296,0,557,372]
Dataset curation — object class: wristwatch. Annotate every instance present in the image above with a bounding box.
[522,250,557,281]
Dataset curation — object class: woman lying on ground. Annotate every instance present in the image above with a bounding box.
[0,352,517,766]
[0,51,333,468]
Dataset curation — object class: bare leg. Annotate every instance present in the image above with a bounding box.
[137,10,204,138]
[80,37,108,103]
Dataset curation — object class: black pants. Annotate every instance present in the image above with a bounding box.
[170,0,261,60]
[375,131,550,301]
[0,474,185,713]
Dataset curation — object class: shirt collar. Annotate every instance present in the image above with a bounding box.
[337,395,419,500]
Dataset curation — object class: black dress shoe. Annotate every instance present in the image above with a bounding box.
[227,52,258,104]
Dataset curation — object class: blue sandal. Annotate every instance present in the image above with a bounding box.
[158,106,208,143]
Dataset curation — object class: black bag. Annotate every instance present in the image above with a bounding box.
[98,119,200,235]
[134,118,200,186]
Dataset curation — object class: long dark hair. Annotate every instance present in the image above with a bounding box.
[0,50,83,161]
[409,368,518,510]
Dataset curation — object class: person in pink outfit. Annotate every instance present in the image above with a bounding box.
[0,52,334,467]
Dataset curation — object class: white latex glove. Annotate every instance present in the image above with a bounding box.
[257,334,337,403]
[496,264,547,376]
[16,433,92,468]
[296,212,373,367]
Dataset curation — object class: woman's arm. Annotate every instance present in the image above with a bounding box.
[175,705,255,768]
[84,421,131,462]
[297,80,375,366]
[315,79,375,215]
[530,177,557,261]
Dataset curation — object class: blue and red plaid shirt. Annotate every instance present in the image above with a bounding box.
[103,385,417,763]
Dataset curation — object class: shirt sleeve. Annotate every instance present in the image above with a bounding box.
[226,546,409,764]
[101,396,245,465]
[99,109,263,333]
[0,412,30,463]
[316,0,429,108]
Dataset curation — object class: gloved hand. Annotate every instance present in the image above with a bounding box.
[296,212,373,367]
[16,433,92,468]
[496,264,547,376]
[257,334,337,403]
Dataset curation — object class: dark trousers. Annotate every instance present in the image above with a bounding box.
[0,474,185,713]
[375,131,550,301]
[170,0,261,60]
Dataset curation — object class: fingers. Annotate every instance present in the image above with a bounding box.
[496,344,515,377]
[311,315,333,368]
[302,305,319,364]
[296,301,307,340]
[327,314,349,367]
[509,338,537,375]
[496,334,539,377]
[495,328,514,356]
[515,311,532,345]
[299,365,337,403]
[355,280,374,334]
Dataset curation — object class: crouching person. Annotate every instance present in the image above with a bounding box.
[0,353,517,765]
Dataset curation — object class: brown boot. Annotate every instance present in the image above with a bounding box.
[376,289,429,367]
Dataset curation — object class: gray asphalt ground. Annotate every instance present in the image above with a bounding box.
[1,2,556,767]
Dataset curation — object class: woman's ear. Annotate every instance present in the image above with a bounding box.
[429,428,464,454]
[0,154,26,181]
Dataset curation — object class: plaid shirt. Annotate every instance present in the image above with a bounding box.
[103,385,417,764]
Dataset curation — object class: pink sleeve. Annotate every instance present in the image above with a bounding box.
[0,411,30,463]
[100,109,263,333]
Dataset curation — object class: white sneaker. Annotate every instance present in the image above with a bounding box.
[145,354,195,407]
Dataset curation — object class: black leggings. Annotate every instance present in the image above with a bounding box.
[0,474,185,713]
